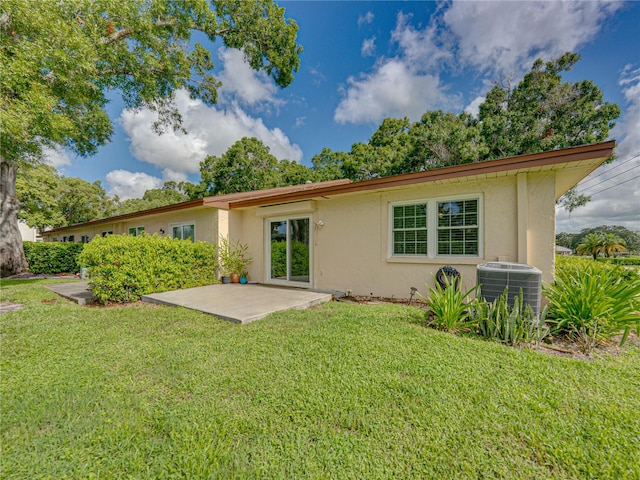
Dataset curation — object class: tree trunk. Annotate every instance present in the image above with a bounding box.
[1,157,28,277]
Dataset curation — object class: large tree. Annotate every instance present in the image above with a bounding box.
[479,53,620,159]
[0,0,301,276]
[200,137,280,194]
[17,163,117,231]
[117,182,191,214]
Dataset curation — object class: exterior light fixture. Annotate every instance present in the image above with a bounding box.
[408,286,418,306]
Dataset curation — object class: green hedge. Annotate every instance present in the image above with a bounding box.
[23,241,84,274]
[597,257,640,266]
[78,234,219,304]
[270,240,309,278]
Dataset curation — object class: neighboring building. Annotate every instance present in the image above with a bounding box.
[19,221,42,242]
[555,245,572,256]
[42,141,615,298]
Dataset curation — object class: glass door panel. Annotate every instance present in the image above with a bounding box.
[289,218,310,283]
[270,220,288,281]
[268,217,311,285]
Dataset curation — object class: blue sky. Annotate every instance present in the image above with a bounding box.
[47,1,639,233]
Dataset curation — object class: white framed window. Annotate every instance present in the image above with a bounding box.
[67,235,75,243]
[81,235,91,243]
[128,226,145,236]
[390,195,482,258]
[392,203,428,255]
[102,230,113,237]
[170,222,195,242]
[437,199,479,256]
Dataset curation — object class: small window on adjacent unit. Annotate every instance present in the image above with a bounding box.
[171,223,195,242]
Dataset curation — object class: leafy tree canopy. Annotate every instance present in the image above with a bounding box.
[559,225,640,253]
[116,181,192,215]
[1,0,301,164]
[200,137,317,195]
[16,163,116,231]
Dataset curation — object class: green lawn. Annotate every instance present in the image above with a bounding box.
[2,280,639,479]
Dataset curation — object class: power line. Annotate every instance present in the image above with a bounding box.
[578,152,640,191]
[582,173,640,197]
[578,164,640,194]
[605,207,640,220]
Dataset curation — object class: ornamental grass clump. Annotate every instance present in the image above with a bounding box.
[471,288,549,346]
[543,259,640,351]
[420,276,478,333]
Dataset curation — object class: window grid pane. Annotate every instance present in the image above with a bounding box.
[437,199,479,256]
[393,203,427,256]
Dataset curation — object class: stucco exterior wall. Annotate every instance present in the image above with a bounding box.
[238,173,556,299]
[42,207,219,244]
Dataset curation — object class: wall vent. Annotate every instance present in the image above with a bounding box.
[477,262,542,317]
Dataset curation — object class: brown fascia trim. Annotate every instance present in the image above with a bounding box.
[44,198,208,234]
[202,179,352,209]
[43,179,353,234]
[228,141,616,209]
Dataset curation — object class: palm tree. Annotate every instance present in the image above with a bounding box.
[576,233,606,260]
[601,233,627,257]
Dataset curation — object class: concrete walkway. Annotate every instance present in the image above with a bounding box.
[45,282,96,305]
[142,284,332,324]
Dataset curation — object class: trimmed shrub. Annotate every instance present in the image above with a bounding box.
[597,257,640,266]
[23,241,84,274]
[78,234,218,304]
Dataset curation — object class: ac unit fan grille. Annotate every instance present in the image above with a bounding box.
[477,263,542,317]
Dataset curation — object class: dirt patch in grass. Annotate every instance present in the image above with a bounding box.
[530,331,640,360]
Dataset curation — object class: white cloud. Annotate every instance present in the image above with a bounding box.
[106,170,163,200]
[335,12,459,125]
[358,11,374,27]
[120,90,303,177]
[390,12,453,71]
[464,96,485,119]
[217,48,281,108]
[443,1,623,76]
[42,145,72,168]
[556,64,640,233]
[361,37,376,57]
[335,60,452,124]
[335,3,622,125]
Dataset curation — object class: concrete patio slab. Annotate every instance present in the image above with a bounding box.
[142,284,333,324]
[45,281,96,305]
[0,302,24,315]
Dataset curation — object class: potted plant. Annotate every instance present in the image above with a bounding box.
[240,270,249,284]
[218,236,252,284]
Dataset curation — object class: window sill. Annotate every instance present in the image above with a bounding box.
[387,256,484,265]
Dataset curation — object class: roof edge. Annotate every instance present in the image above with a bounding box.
[228,141,615,209]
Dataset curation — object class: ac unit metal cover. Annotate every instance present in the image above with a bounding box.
[477,262,542,317]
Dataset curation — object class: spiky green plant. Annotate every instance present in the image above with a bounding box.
[420,276,479,332]
[544,261,640,346]
[471,289,549,346]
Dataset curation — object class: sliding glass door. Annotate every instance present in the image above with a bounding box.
[268,217,311,285]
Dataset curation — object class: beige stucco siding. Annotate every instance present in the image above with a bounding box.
[43,207,219,244]
[523,171,557,285]
[239,173,556,299]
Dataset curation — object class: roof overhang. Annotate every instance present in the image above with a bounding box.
[228,141,615,209]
